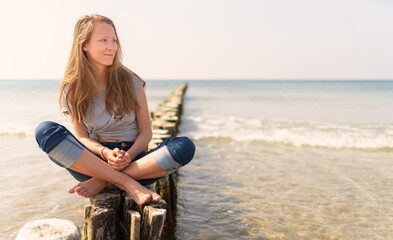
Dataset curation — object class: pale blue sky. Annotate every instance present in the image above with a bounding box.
[1,0,392,80]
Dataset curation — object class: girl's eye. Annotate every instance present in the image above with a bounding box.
[112,39,117,43]
[100,39,106,42]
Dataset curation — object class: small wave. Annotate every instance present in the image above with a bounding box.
[0,125,35,137]
[0,121,73,137]
[180,115,393,150]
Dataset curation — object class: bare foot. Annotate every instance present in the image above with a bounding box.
[68,178,109,198]
[121,180,161,205]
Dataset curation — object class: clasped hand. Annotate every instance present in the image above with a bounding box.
[106,148,132,170]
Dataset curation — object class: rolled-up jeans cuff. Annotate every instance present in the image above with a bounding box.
[48,135,84,168]
[153,146,181,174]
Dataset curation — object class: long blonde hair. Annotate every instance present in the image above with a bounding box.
[60,14,145,123]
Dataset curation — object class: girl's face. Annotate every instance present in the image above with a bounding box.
[83,22,118,70]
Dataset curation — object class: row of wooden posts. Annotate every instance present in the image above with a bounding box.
[82,82,189,240]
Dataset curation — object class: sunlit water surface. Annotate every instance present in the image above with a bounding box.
[1,80,392,239]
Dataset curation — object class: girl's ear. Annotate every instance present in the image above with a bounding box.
[83,45,87,52]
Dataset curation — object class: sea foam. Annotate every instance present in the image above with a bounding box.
[180,114,393,150]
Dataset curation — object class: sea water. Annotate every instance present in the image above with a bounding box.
[0,80,392,239]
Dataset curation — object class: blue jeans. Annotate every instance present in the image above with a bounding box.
[35,121,195,186]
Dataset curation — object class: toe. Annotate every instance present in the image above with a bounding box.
[142,195,152,205]
[68,183,79,193]
[152,193,161,201]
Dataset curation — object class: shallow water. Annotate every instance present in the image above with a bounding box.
[173,80,393,239]
[174,137,392,239]
[0,136,87,239]
[1,80,392,239]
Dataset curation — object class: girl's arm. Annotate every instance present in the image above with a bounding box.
[126,87,152,161]
[72,120,115,162]
[101,87,152,171]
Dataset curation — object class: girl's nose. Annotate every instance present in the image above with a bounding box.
[107,42,117,51]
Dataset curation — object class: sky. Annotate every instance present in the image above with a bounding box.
[1,0,392,80]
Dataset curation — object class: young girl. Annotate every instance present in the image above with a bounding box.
[34,14,195,206]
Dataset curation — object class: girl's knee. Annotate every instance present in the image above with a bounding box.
[167,136,196,166]
[179,136,196,162]
[35,121,68,153]
[35,121,58,137]
[35,120,61,136]
[152,136,195,174]
[35,122,84,169]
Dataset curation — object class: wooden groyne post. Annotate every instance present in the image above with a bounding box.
[82,82,189,240]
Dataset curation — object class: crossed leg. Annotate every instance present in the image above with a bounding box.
[67,149,166,205]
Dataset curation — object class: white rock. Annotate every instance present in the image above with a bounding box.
[16,218,80,240]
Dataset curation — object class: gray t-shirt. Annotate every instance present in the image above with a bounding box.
[62,76,144,142]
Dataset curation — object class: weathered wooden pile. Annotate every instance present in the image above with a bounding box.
[82,188,167,240]
[82,82,188,240]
